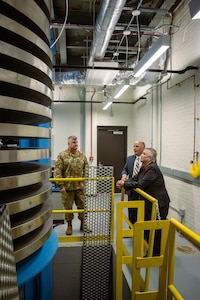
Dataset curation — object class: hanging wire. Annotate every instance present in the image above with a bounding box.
[155,24,179,35]
[125,34,129,67]
[50,0,69,49]
[113,0,144,64]
[135,14,141,64]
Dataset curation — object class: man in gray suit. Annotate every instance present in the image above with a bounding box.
[121,140,145,224]
[117,147,170,256]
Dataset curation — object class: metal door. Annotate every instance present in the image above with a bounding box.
[97,126,127,193]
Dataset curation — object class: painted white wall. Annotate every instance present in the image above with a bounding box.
[51,0,200,233]
[51,102,81,160]
[51,89,135,163]
[159,1,200,233]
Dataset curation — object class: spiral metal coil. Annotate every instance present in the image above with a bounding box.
[0,205,19,299]
[0,0,53,263]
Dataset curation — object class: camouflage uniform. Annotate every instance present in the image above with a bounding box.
[54,149,88,221]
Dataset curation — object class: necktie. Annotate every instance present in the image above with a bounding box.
[133,157,140,176]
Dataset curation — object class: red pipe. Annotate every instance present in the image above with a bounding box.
[89,89,96,162]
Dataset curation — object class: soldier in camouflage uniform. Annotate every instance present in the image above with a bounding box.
[54,136,89,235]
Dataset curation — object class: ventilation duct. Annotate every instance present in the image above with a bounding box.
[54,71,84,85]
[88,0,127,66]
[85,62,119,86]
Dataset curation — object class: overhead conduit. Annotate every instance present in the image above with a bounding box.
[54,0,190,86]
[88,0,127,66]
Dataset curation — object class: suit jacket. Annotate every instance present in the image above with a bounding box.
[123,162,170,208]
[121,155,139,200]
[121,154,137,179]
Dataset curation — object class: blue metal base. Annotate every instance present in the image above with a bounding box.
[17,230,58,300]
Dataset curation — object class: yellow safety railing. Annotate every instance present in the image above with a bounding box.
[50,176,115,243]
[116,190,158,300]
[167,218,200,300]
[120,187,159,254]
[116,190,200,300]
[132,220,170,300]
[121,187,158,220]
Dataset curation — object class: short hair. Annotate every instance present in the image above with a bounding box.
[145,148,157,162]
[68,135,77,141]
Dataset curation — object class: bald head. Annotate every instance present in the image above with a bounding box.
[134,140,145,156]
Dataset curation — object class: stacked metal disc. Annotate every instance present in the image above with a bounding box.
[0,0,53,263]
[0,205,19,299]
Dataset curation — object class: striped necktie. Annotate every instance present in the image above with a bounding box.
[133,157,140,176]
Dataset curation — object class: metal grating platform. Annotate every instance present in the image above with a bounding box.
[0,205,19,300]
[81,166,113,299]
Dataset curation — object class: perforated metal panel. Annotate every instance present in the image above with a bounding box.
[0,205,19,300]
[81,166,113,299]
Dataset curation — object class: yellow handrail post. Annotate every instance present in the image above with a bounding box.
[111,176,115,243]
[167,221,176,300]
[116,201,124,300]
[121,187,125,201]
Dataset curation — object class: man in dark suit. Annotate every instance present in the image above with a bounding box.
[121,140,145,224]
[117,147,170,256]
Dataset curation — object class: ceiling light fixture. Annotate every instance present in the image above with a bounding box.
[113,79,129,99]
[123,30,131,36]
[133,35,170,78]
[189,0,200,19]
[113,52,119,57]
[132,10,141,16]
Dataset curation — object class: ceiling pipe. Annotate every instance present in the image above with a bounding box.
[53,65,198,74]
[88,0,127,66]
[147,66,198,74]
[50,22,153,32]
[53,100,146,104]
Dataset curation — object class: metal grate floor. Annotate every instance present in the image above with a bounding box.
[81,166,113,300]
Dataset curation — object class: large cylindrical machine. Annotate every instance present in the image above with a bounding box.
[0,0,53,263]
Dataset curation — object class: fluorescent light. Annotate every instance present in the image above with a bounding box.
[113,79,129,99]
[189,0,200,19]
[102,100,112,110]
[133,35,170,78]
